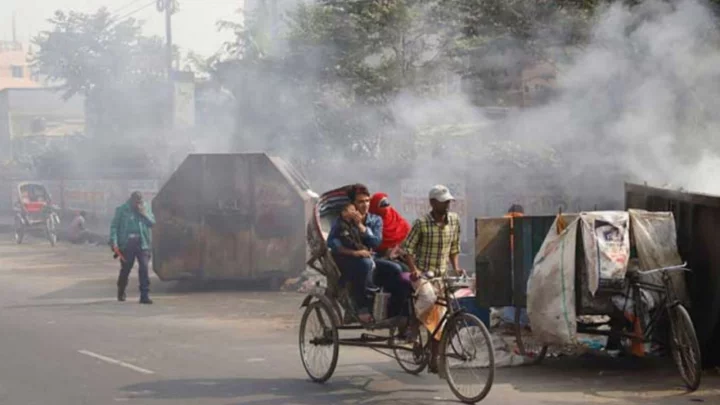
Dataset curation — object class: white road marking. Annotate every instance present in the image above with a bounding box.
[246,358,265,363]
[78,350,155,375]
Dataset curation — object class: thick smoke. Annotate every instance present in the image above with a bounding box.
[507,0,720,199]
[35,0,720,220]
[257,0,720,213]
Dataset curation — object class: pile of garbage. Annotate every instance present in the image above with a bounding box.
[281,269,327,293]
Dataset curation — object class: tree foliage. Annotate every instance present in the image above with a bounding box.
[31,8,170,139]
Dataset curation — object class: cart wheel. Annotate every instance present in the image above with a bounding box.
[299,300,339,383]
[440,312,495,404]
[14,218,24,244]
[514,307,548,365]
[46,218,57,247]
[14,227,24,244]
[669,304,702,391]
[390,321,428,375]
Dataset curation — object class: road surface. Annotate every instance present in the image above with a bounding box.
[0,234,718,405]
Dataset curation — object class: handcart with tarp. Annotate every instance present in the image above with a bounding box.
[475,209,701,391]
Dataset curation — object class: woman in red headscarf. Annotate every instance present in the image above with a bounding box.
[370,192,413,319]
[369,192,411,258]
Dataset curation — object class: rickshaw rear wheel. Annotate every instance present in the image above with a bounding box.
[299,300,339,383]
[440,312,495,404]
[390,322,428,375]
[14,218,24,244]
[46,217,57,247]
[14,228,24,244]
[669,304,702,391]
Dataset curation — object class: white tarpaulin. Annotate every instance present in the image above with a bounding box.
[629,209,689,307]
[580,211,630,296]
[527,215,579,345]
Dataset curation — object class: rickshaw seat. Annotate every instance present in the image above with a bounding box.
[23,202,46,213]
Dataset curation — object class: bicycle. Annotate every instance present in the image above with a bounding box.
[623,263,702,390]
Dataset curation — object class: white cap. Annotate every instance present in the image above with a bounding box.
[428,184,455,202]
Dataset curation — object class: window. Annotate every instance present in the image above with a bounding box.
[11,65,24,78]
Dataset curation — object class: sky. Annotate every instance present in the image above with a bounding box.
[1,0,243,57]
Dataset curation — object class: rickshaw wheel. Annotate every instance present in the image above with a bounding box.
[14,218,24,244]
[46,217,57,247]
[390,322,428,375]
[669,304,702,391]
[514,307,548,365]
[440,312,495,404]
[14,228,24,244]
[299,300,339,383]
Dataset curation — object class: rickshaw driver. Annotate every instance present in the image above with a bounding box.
[403,184,467,373]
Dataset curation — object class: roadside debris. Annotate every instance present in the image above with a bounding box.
[281,269,326,293]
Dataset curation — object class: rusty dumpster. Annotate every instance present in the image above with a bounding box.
[151,153,317,284]
[625,182,720,367]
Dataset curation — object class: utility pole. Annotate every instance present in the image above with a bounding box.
[157,0,176,131]
[12,12,17,44]
[156,0,174,75]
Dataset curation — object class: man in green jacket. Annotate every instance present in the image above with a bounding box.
[110,191,155,304]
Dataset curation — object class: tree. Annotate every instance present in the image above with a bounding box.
[31,8,170,139]
[287,0,454,102]
[210,0,607,168]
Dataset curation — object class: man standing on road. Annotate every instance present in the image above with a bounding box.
[403,184,466,373]
[110,191,155,304]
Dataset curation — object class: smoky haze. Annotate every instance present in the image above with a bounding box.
[20,0,720,222]
[198,0,720,219]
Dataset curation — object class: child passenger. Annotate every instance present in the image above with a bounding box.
[328,202,378,322]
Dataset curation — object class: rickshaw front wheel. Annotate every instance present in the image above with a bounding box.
[299,300,339,383]
[440,312,495,404]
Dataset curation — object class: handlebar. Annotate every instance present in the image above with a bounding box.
[418,273,472,286]
[634,262,690,275]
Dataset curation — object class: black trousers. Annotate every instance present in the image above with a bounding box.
[117,238,150,297]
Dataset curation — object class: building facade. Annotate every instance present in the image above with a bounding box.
[0,41,39,91]
[0,88,85,163]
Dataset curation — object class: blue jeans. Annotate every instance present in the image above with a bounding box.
[374,259,412,317]
[333,254,375,311]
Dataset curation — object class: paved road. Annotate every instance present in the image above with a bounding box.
[0,235,719,405]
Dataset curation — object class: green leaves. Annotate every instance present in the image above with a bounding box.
[30,8,170,139]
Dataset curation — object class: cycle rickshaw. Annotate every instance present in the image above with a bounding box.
[13,182,61,246]
[298,185,496,403]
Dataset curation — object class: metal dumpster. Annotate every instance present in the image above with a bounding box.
[625,182,720,367]
[151,153,316,284]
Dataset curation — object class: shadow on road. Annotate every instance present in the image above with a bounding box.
[490,355,720,404]
[121,377,439,405]
[119,356,720,405]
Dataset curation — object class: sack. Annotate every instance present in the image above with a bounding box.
[527,215,579,345]
[413,279,437,317]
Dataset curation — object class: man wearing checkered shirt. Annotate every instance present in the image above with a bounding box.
[403,184,466,278]
[402,184,467,374]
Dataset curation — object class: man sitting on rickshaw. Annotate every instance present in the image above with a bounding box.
[327,184,414,324]
[403,184,466,374]
[327,185,382,323]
